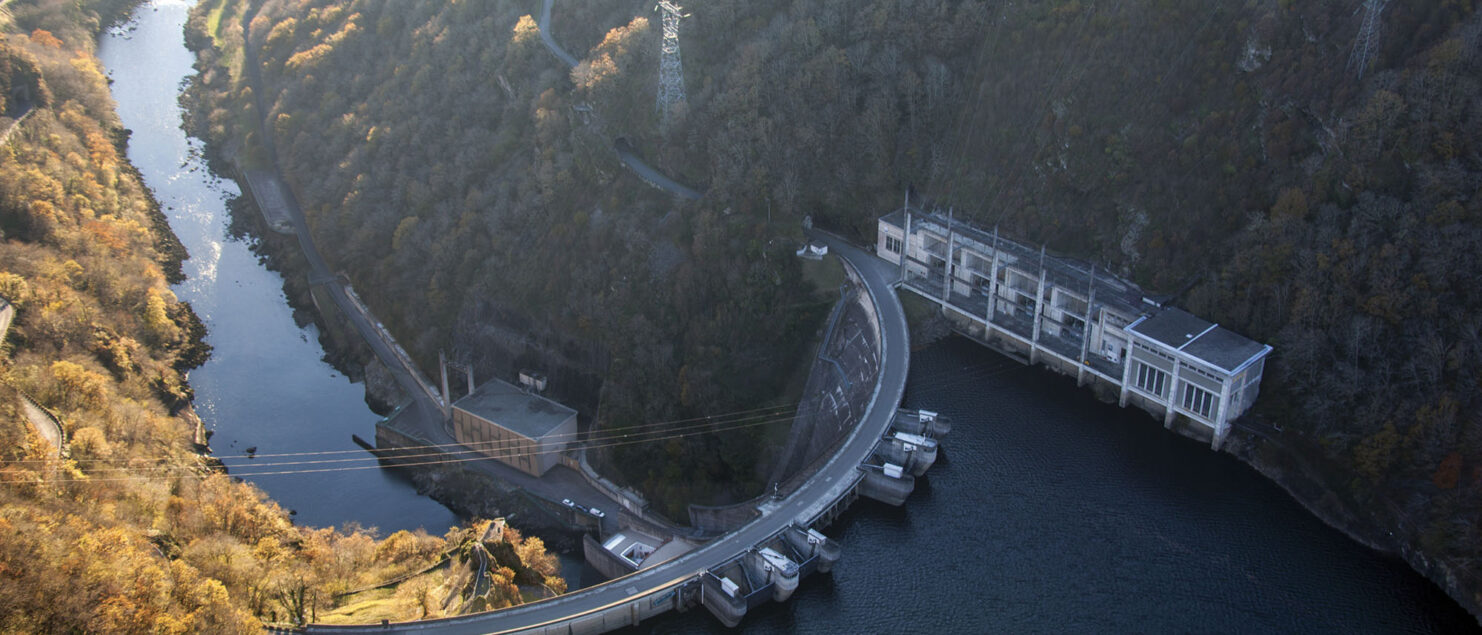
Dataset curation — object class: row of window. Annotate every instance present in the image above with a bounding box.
[1134,341,1231,384]
[1182,383,1216,418]
[1134,362,1219,420]
[1135,341,1177,363]
[1136,362,1167,397]
[1182,361,1223,383]
[885,235,903,254]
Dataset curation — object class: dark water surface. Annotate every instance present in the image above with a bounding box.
[98,0,459,536]
[627,339,1476,633]
[97,1,1476,631]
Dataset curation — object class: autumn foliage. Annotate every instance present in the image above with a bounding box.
[0,1,560,630]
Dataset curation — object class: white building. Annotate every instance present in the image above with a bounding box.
[877,208,1271,449]
[1121,308,1271,447]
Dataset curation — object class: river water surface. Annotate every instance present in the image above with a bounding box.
[98,0,459,535]
[99,1,1475,631]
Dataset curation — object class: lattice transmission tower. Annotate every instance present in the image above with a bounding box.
[656,1,688,129]
[1348,0,1388,79]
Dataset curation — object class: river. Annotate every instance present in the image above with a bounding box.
[98,0,459,536]
[98,1,1474,631]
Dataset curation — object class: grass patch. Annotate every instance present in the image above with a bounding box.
[799,254,844,294]
[203,0,228,42]
[200,0,248,84]
[317,588,404,625]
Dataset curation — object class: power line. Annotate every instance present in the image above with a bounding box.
[4,334,1044,484]
[14,406,801,475]
[0,402,798,466]
[2,408,802,484]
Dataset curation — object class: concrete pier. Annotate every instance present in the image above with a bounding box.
[891,408,952,438]
[859,465,916,506]
[877,431,939,476]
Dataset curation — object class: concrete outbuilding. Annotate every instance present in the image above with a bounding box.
[451,379,577,477]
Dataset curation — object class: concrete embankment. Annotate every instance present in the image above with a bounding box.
[690,256,885,534]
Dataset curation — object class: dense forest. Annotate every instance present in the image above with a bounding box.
[188,0,1482,616]
[0,0,560,630]
[186,0,836,515]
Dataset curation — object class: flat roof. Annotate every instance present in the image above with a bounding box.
[895,208,1147,317]
[880,208,907,228]
[1129,307,1213,349]
[601,530,695,570]
[1128,307,1269,373]
[452,378,576,440]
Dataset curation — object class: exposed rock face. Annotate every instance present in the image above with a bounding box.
[363,358,406,415]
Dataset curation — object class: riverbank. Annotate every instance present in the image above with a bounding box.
[178,30,399,416]
[1230,434,1482,623]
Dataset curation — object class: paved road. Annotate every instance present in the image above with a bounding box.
[239,3,632,541]
[614,140,703,200]
[538,0,579,68]
[240,5,442,415]
[0,106,33,148]
[306,232,910,633]
[17,392,62,458]
[537,0,704,200]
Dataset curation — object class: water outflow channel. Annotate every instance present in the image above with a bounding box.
[98,0,458,535]
[99,1,1474,631]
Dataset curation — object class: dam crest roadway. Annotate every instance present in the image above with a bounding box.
[299,233,921,633]
[231,0,925,629]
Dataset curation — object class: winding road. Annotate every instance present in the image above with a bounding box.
[238,3,447,434]
[305,232,909,633]
[538,0,703,200]
[236,2,910,629]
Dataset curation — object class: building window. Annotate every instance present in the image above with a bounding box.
[885,235,902,254]
[1136,362,1167,397]
[1182,383,1215,419]
[1065,315,1085,333]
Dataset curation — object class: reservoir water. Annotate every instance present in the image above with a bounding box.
[98,0,459,536]
[629,340,1476,632]
[98,1,1475,631]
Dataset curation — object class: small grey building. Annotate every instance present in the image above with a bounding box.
[451,379,578,477]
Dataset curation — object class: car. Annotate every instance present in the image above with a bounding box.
[562,498,579,509]
[588,507,605,518]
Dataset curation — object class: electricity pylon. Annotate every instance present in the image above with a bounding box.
[656,1,688,130]
[1348,0,1387,79]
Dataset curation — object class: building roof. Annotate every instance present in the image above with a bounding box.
[879,208,907,229]
[1127,307,1270,374]
[902,208,1148,318]
[452,378,576,440]
[1128,307,1214,349]
[602,530,695,570]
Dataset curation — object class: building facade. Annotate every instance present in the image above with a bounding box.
[876,208,1271,449]
[451,379,578,477]
[1121,308,1270,446]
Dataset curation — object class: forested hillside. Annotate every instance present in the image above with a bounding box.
[190,0,1481,615]
[187,0,834,515]
[0,1,560,629]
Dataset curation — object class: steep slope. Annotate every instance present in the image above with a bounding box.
[190,0,1482,616]
[0,1,562,630]
[188,0,832,516]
